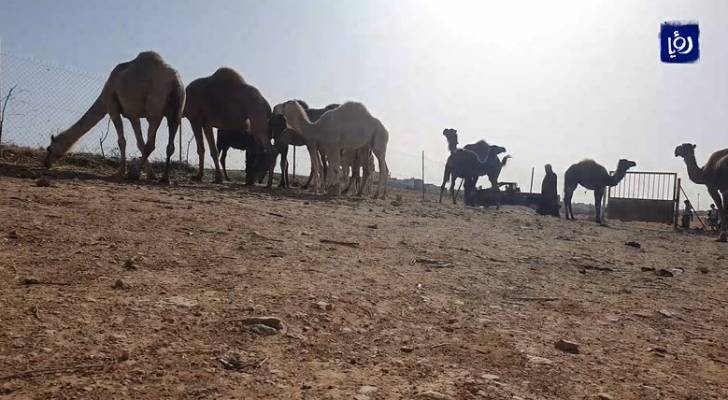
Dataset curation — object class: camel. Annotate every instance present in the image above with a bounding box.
[675,143,728,242]
[439,146,504,205]
[270,101,339,188]
[183,67,273,185]
[272,100,389,198]
[216,128,267,183]
[563,159,636,223]
[442,128,510,203]
[44,51,185,182]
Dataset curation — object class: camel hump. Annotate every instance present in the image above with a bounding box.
[135,51,165,63]
[212,67,247,84]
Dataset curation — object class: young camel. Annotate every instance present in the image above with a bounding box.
[270,101,339,188]
[674,143,728,242]
[563,159,636,223]
[44,51,185,182]
[216,128,267,183]
[183,67,273,185]
[273,100,389,197]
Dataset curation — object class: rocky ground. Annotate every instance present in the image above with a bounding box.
[1,149,727,399]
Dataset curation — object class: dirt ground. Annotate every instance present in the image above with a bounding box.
[1,151,728,400]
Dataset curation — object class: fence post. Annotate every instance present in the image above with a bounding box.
[674,177,681,228]
[421,150,425,201]
[529,167,534,193]
[292,146,296,184]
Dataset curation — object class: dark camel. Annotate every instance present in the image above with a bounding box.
[183,67,273,185]
[564,159,636,223]
[675,143,728,242]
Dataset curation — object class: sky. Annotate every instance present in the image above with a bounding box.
[1,0,727,207]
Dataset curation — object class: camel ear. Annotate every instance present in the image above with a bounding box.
[50,134,55,142]
[692,144,696,149]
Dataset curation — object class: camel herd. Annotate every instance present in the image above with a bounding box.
[43,51,389,198]
[40,52,728,243]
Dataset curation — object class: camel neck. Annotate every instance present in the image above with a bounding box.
[683,153,705,184]
[608,168,629,187]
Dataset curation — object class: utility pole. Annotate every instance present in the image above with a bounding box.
[421,150,425,201]
[529,167,535,193]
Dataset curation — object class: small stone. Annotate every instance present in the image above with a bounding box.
[526,354,553,365]
[698,266,709,274]
[301,382,313,390]
[112,279,129,290]
[597,393,613,400]
[367,224,378,229]
[640,266,655,272]
[239,316,285,331]
[249,324,278,336]
[6,230,19,240]
[353,395,370,400]
[555,339,580,354]
[416,390,453,400]
[481,374,499,381]
[315,301,333,311]
[655,269,674,277]
[358,385,378,394]
[625,241,641,249]
[341,327,353,334]
[400,346,414,353]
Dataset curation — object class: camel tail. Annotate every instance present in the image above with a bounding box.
[501,155,511,167]
[51,94,107,156]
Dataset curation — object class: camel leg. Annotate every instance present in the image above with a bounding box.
[707,188,727,242]
[304,144,320,192]
[357,159,371,197]
[372,147,388,199]
[129,117,153,181]
[220,146,230,181]
[108,112,126,180]
[324,148,342,196]
[450,176,458,205]
[594,187,604,224]
[564,185,575,220]
[162,115,180,183]
[454,179,463,202]
[278,145,289,188]
[439,165,450,203]
[202,126,223,184]
[188,121,205,182]
[137,116,161,181]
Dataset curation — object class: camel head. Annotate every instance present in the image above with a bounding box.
[442,128,457,143]
[269,113,288,141]
[674,143,696,158]
[616,159,637,172]
[44,134,62,168]
[545,163,553,173]
[489,145,506,156]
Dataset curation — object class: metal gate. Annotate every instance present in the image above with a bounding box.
[606,171,679,224]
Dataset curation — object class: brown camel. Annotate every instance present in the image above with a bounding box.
[183,67,273,185]
[44,51,185,182]
[675,143,728,242]
[564,159,636,223]
[439,146,503,205]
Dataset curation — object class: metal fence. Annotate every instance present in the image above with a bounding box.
[607,171,679,224]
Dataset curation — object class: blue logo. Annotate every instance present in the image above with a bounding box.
[660,22,699,63]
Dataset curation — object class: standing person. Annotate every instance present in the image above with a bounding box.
[537,164,560,217]
[708,203,720,231]
[682,200,694,229]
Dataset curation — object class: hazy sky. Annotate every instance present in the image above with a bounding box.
[1,0,727,207]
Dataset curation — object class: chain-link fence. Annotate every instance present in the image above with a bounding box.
[0,51,451,189]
